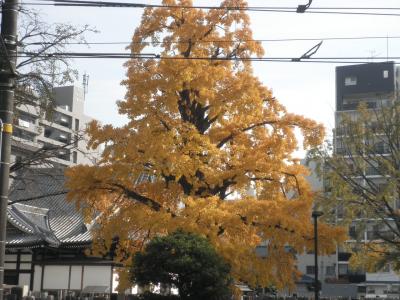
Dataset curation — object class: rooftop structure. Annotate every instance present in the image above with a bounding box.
[4,169,116,295]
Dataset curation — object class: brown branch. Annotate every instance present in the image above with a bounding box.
[216,120,277,148]
[111,183,176,218]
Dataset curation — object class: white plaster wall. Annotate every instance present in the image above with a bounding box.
[82,266,111,288]
[20,254,32,262]
[5,263,16,269]
[112,272,119,293]
[5,254,17,261]
[367,284,389,296]
[20,263,31,270]
[18,273,31,287]
[43,266,69,290]
[70,266,83,290]
[367,271,400,282]
[33,266,42,292]
[5,254,17,269]
[296,253,337,280]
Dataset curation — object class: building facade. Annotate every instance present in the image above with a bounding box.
[334,62,400,297]
[12,85,95,167]
[5,169,118,299]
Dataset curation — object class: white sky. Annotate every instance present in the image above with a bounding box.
[32,0,400,140]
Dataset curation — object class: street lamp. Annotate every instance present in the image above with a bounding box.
[312,211,323,300]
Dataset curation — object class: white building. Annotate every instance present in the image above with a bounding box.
[12,85,95,167]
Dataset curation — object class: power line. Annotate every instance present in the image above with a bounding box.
[26,0,400,10]
[20,1,400,16]
[14,51,400,64]
[25,35,400,46]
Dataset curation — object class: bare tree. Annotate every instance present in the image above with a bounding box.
[6,9,97,203]
[16,8,96,114]
[308,101,400,271]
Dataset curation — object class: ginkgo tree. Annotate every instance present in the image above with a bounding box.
[66,0,345,290]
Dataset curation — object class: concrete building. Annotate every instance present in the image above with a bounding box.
[12,85,95,167]
[334,62,400,297]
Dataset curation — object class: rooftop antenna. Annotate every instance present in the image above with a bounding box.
[82,72,89,100]
[367,50,379,62]
[386,34,389,62]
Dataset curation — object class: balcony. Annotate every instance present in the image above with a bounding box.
[54,113,72,129]
[365,166,382,176]
[58,134,68,143]
[339,101,377,111]
[44,127,71,144]
[12,128,36,142]
[366,230,395,241]
[57,150,70,161]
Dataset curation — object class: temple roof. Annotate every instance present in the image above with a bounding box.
[6,168,92,249]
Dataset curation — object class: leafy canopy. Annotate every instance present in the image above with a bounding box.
[131,230,231,300]
[66,0,345,289]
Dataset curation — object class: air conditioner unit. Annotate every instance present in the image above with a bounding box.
[18,119,30,128]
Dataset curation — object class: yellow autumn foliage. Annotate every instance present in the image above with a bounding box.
[66,0,345,290]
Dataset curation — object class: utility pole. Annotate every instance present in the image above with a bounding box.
[0,0,19,299]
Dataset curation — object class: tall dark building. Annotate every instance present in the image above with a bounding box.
[334,62,400,296]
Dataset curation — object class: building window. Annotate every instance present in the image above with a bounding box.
[75,119,80,131]
[383,70,389,78]
[326,266,336,276]
[358,286,367,293]
[338,264,348,275]
[73,151,77,164]
[345,76,357,86]
[349,225,357,239]
[306,266,315,275]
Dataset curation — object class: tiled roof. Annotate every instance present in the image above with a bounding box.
[6,168,92,249]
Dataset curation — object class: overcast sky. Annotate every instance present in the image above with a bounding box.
[30,0,400,141]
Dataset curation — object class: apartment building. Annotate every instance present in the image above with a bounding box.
[12,85,94,167]
[334,62,400,297]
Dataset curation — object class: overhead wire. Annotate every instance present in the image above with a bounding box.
[13,51,400,64]
[14,1,400,65]
[19,0,400,16]
[24,35,400,46]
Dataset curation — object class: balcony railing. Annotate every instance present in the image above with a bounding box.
[340,101,377,111]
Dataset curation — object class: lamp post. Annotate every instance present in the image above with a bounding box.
[312,211,323,300]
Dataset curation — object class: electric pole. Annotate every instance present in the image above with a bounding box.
[0,0,19,299]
